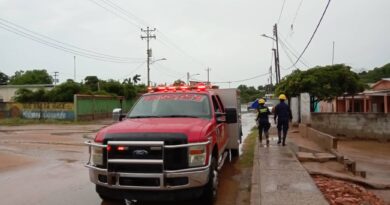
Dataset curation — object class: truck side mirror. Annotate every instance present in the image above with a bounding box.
[112,108,126,121]
[215,112,226,123]
[225,108,237,124]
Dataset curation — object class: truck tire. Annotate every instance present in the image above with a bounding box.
[201,157,218,204]
[96,185,116,201]
[230,149,239,158]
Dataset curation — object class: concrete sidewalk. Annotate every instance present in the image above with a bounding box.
[250,136,329,205]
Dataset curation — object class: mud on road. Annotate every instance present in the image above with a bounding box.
[0,111,256,205]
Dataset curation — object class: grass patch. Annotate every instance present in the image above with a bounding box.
[0,118,92,126]
[239,127,258,168]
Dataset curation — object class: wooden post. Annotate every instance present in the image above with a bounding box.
[385,94,388,114]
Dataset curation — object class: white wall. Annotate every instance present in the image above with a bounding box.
[290,97,299,124]
[300,93,311,124]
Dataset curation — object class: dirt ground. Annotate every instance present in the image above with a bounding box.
[288,127,390,204]
[0,118,254,205]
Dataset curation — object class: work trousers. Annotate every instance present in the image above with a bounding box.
[258,121,270,141]
[277,119,289,143]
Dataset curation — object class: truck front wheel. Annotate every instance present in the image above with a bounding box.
[201,157,218,204]
[96,185,116,201]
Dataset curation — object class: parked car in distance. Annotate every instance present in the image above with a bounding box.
[247,102,256,111]
[264,102,274,114]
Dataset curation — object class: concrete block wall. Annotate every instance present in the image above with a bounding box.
[311,113,390,141]
[299,124,337,151]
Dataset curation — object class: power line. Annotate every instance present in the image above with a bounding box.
[0,18,143,63]
[278,39,310,69]
[0,18,140,61]
[121,61,146,80]
[279,43,299,70]
[278,32,311,66]
[291,0,305,30]
[88,0,142,29]
[87,0,208,68]
[99,0,150,26]
[156,31,207,67]
[213,72,269,84]
[0,23,136,63]
[290,0,332,68]
[278,0,287,24]
[153,64,183,79]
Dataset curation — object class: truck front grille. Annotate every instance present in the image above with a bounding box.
[104,133,188,173]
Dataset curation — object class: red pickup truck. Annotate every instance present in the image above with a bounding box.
[85,84,242,203]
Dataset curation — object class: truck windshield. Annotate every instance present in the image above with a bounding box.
[128,93,212,119]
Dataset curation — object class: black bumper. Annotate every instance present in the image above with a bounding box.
[96,185,204,201]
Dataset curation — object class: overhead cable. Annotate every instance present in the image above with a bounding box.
[0,18,143,63]
[289,0,332,68]
[278,0,287,24]
[291,0,305,30]
[213,72,269,84]
[88,0,208,68]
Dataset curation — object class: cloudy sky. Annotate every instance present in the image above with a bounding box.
[0,0,389,87]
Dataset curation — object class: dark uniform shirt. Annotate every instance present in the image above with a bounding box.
[256,105,271,123]
[274,101,292,121]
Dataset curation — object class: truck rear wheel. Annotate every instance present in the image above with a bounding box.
[201,157,218,204]
[230,149,239,158]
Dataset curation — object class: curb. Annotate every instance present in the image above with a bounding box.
[250,137,260,205]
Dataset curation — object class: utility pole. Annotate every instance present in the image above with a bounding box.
[73,56,76,81]
[272,48,279,84]
[332,41,335,65]
[53,71,59,85]
[186,72,190,84]
[273,24,281,83]
[141,27,156,87]
[269,66,273,86]
[205,67,211,85]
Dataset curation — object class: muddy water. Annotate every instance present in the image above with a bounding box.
[0,111,257,205]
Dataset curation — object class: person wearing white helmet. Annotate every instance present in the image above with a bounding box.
[274,94,292,146]
[255,98,271,145]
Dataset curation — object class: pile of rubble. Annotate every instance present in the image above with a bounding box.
[313,175,385,205]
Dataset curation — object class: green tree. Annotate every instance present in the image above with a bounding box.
[101,79,124,96]
[238,85,265,103]
[47,80,87,102]
[13,88,35,102]
[359,63,390,83]
[9,70,53,85]
[275,64,365,110]
[132,74,141,84]
[173,79,185,86]
[84,76,99,92]
[0,72,9,85]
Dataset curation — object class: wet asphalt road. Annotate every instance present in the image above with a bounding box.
[0,110,256,205]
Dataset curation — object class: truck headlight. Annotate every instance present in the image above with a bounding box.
[91,144,104,166]
[188,145,207,167]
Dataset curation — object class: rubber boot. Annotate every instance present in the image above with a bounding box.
[265,132,270,145]
[258,130,263,143]
[277,130,282,144]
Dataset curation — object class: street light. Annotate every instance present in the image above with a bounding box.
[261,34,276,41]
[187,72,200,84]
[260,32,280,84]
[151,58,167,64]
[149,58,167,85]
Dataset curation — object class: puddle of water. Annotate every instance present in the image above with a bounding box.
[58,158,78,163]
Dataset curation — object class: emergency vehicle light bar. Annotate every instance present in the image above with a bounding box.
[147,83,211,93]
